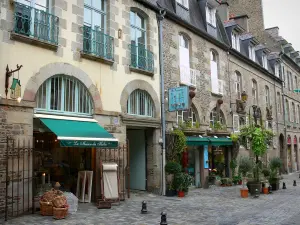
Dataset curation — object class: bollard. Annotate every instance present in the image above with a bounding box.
[299,174,300,179]
[254,189,259,198]
[141,201,147,214]
[268,185,273,194]
[283,182,287,189]
[294,180,297,186]
[160,212,167,225]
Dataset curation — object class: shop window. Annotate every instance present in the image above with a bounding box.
[36,75,94,115]
[127,89,154,117]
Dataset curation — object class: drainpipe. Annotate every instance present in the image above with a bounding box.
[157,7,166,196]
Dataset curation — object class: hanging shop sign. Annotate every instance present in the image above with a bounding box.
[168,86,189,112]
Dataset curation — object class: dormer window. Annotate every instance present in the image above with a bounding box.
[176,0,189,9]
[231,32,240,51]
[206,6,216,27]
[249,45,256,61]
[274,63,280,77]
[262,53,268,70]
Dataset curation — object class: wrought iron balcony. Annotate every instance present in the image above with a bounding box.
[129,44,154,73]
[13,2,59,45]
[83,26,114,61]
[180,66,199,87]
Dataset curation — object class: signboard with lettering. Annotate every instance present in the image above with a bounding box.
[204,145,209,169]
[168,86,189,112]
[60,140,118,148]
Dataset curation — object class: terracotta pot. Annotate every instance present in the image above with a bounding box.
[240,188,248,198]
[263,187,269,194]
[238,181,242,185]
[178,191,185,198]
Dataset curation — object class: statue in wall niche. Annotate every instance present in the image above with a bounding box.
[236,99,246,114]
[266,105,273,120]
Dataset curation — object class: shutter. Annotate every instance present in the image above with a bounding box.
[233,114,240,133]
[211,61,218,93]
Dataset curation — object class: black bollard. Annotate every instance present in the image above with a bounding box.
[299,174,300,179]
[160,212,167,225]
[283,182,287,189]
[254,189,259,198]
[141,201,147,214]
[268,185,273,194]
[294,180,297,186]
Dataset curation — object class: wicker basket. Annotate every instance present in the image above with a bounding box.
[52,195,67,208]
[53,206,68,220]
[40,200,53,216]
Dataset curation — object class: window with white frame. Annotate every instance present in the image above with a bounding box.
[232,32,240,51]
[176,0,189,8]
[210,50,219,93]
[249,45,256,61]
[84,0,106,32]
[252,79,258,105]
[235,71,242,99]
[130,11,146,47]
[127,89,154,117]
[179,35,190,68]
[265,85,270,106]
[210,108,225,128]
[206,6,216,27]
[274,63,280,77]
[177,107,197,127]
[262,53,268,70]
[277,92,281,113]
[36,75,94,115]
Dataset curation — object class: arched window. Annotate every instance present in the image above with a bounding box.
[177,105,198,127]
[127,89,154,117]
[277,92,281,113]
[179,34,190,85]
[210,107,225,128]
[235,71,242,99]
[210,50,219,94]
[36,75,94,115]
[265,85,270,106]
[252,79,258,105]
[130,10,146,46]
[286,99,289,121]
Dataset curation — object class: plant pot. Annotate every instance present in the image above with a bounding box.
[263,187,269,194]
[238,180,242,185]
[178,191,185,198]
[247,182,261,195]
[240,188,248,198]
[166,189,176,197]
[270,182,279,191]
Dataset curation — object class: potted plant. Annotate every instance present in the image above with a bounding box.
[165,161,181,196]
[238,156,253,198]
[173,172,193,197]
[269,157,282,191]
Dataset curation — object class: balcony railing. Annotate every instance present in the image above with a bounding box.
[129,44,154,73]
[83,26,114,61]
[180,66,199,87]
[13,2,59,45]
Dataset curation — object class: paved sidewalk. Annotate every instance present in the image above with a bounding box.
[4,173,300,225]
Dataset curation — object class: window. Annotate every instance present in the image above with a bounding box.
[297,105,300,123]
[249,45,256,61]
[290,72,293,91]
[252,79,258,105]
[292,102,296,122]
[210,108,225,128]
[177,107,198,127]
[265,86,270,106]
[277,92,281,113]
[179,35,190,68]
[286,99,289,121]
[298,105,300,124]
[84,0,106,32]
[36,75,93,115]
[274,63,280,77]
[130,11,146,47]
[14,0,58,44]
[262,53,268,69]
[127,89,154,117]
[282,65,285,87]
[206,6,216,27]
[232,32,240,51]
[235,72,242,99]
[176,0,189,8]
[287,71,291,90]
[210,50,219,94]
[295,76,298,91]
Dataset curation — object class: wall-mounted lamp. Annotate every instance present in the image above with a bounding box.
[118,29,122,39]
[241,91,248,102]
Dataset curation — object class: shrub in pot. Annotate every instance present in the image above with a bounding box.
[165,161,181,196]
[173,172,193,197]
[269,157,282,191]
[238,156,253,198]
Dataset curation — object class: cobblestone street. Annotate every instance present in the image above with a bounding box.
[4,173,300,225]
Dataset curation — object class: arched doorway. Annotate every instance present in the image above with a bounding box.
[279,134,285,173]
[287,135,292,173]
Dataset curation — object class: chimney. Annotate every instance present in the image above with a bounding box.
[265,27,279,38]
[231,15,249,32]
[218,1,229,22]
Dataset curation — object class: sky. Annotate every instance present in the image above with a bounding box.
[262,0,300,51]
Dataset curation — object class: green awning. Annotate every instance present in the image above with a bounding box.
[37,115,118,148]
[209,137,233,146]
[186,136,210,146]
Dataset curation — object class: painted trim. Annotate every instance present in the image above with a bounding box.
[34,113,97,122]
[57,136,118,141]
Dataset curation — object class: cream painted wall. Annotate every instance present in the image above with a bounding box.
[0,1,160,114]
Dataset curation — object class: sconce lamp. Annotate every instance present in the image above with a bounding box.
[241,91,248,102]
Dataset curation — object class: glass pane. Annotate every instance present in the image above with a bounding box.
[130,12,135,26]
[93,11,102,30]
[85,0,92,5]
[50,77,62,111]
[35,0,47,7]
[130,27,136,43]
[135,14,142,28]
[84,8,92,25]
[94,0,104,11]
[137,30,146,45]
